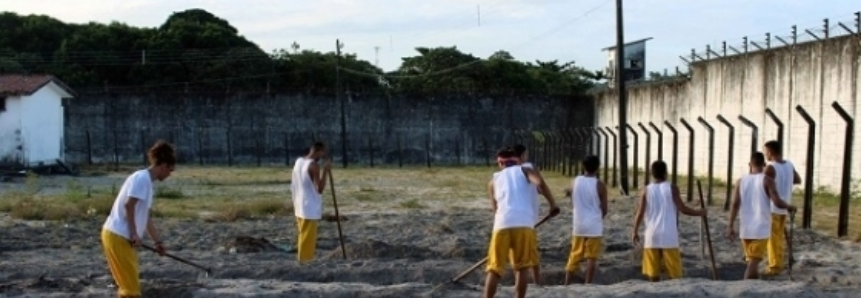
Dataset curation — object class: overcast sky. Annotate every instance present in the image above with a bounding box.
[3,0,859,74]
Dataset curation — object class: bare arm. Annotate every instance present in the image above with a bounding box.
[309,162,329,194]
[793,169,802,184]
[488,180,497,213]
[146,213,163,243]
[728,179,742,231]
[523,168,559,212]
[597,180,608,218]
[124,197,140,241]
[765,176,795,210]
[672,185,705,216]
[764,165,776,180]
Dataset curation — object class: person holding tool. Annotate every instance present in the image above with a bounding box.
[728,152,796,280]
[291,141,331,263]
[100,140,176,298]
[483,146,560,298]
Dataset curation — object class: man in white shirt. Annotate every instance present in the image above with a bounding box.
[632,160,706,282]
[291,142,331,263]
[762,140,801,276]
[512,144,543,285]
[484,147,560,298]
[728,152,796,280]
[564,155,608,285]
[101,140,176,298]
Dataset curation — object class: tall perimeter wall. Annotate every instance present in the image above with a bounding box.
[594,34,860,194]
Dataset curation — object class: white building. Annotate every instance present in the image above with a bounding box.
[0,74,75,168]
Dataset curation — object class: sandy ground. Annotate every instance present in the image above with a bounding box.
[2,168,861,297]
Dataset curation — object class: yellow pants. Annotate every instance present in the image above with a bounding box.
[742,239,767,262]
[486,227,539,277]
[766,214,786,274]
[101,229,141,297]
[642,248,682,280]
[296,217,319,263]
[565,236,603,272]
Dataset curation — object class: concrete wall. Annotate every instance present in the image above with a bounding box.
[594,35,860,194]
[64,92,593,166]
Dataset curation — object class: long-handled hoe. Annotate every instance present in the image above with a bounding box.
[142,244,212,278]
[422,212,556,296]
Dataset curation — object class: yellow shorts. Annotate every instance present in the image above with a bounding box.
[565,236,603,272]
[486,227,539,277]
[742,239,767,261]
[642,248,682,280]
[101,229,141,297]
[296,217,319,263]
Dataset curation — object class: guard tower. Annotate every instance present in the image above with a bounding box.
[602,37,652,88]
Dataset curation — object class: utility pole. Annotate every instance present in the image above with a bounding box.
[336,39,348,168]
[374,46,380,67]
[615,0,630,195]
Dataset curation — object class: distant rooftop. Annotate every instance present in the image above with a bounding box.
[0,74,75,97]
[601,37,654,51]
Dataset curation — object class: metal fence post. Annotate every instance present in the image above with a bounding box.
[664,121,679,186]
[795,106,816,229]
[680,118,695,202]
[595,128,610,183]
[717,115,735,211]
[605,127,618,188]
[649,122,664,161]
[832,102,854,238]
[738,115,759,155]
[638,122,651,186]
[592,128,603,176]
[625,124,639,188]
[765,108,784,147]
[697,117,715,205]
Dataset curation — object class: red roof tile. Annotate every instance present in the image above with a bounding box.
[0,74,75,97]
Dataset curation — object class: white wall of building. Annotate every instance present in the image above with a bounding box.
[19,82,67,166]
[0,96,24,164]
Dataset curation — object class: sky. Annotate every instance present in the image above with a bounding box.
[2,0,860,74]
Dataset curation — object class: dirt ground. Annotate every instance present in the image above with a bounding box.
[1,165,860,297]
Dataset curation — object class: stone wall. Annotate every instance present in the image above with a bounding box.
[594,35,860,193]
[64,92,594,166]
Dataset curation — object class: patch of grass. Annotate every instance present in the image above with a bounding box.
[156,186,185,199]
[354,193,377,202]
[151,205,198,219]
[63,180,91,202]
[208,198,293,222]
[399,199,425,209]
[11,199,83,221]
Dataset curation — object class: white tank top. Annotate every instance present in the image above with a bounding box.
[643,181,679,248]
[769,160,795,215]
[521,162,541,224]
[571,176,602,236]
[492,166,538,231]
[291,157,323,219]
[739,173,772,239]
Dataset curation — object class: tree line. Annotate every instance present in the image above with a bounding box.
[0,9,602,96]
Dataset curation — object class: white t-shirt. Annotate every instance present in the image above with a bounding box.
[492,165,538,231]
[769,160,795,215]
[643,181,679,248]
[521,162,541,224]
[291,157,323,220]
[571,175,603,237]
[739,173,772,239]
[103,169,154,239]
